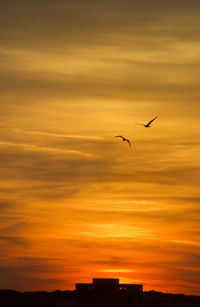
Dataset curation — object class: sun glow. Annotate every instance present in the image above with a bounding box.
[99,269,135,273]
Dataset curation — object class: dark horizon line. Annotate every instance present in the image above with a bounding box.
[0,288,199,297]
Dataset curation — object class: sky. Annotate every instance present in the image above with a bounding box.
[0,0,200,295]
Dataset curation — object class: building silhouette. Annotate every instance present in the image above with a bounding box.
[74,278,143,307]
[1,282,200,307]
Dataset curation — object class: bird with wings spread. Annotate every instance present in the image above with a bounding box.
[115,135,131,146]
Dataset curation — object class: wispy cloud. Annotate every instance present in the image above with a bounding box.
[0,140,98,158]
[14,129,104,141]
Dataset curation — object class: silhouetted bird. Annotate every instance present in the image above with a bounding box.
[115,135,131,146]
[137,116,159,128]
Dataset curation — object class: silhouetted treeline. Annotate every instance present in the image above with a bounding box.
[0,289,72,307]
[0,289,199,307]
[143,291,200,307]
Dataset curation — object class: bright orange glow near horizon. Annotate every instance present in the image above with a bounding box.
[0,0,200,296]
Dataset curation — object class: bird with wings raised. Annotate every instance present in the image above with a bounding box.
[137,116,159,128]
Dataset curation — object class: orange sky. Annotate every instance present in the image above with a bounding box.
[0,0,200,295]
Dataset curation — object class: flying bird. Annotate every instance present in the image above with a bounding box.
[137,116,159,128]
[115,135,131,146]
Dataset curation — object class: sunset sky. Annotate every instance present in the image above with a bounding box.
[0,0,200,295]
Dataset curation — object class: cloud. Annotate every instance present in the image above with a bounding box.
[0,127,200,201]
[0,256,78,290]
[0,236,29,247]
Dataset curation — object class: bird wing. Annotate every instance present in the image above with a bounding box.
[115,135,123,139]
[125,139,131,146]
[147,116,158,126]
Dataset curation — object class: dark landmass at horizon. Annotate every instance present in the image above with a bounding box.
[0,289,199,307]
